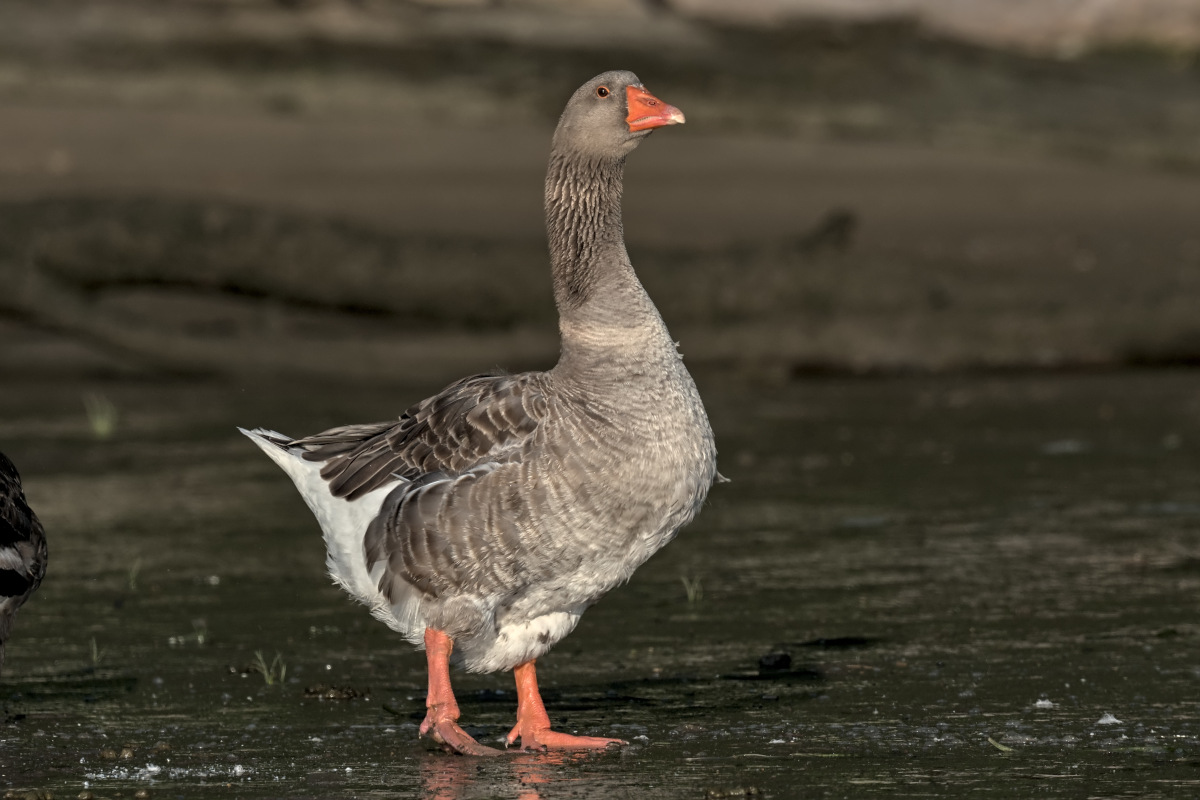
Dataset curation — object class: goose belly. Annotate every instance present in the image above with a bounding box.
[460,608,585,673]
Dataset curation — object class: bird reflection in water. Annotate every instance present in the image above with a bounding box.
[420,748,583,800]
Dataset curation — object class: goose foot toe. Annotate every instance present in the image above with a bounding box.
[424,718,505,757]
[506,724,626,751]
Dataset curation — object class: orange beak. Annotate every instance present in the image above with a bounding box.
[626,85,686,132]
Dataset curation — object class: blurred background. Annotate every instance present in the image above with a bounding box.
[3,0,1200,380]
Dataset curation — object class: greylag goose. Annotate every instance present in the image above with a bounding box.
[0,451,48,675]
[241,70,718,755]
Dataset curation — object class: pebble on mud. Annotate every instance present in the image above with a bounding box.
[758,652,792,673]
[304,684,369,700]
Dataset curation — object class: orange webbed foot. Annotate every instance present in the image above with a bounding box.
[422,709,505,757]
[505,722,625,751]
[506,659,626,752]
[421,629,505,756]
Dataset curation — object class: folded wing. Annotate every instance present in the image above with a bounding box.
[294,372,548,500]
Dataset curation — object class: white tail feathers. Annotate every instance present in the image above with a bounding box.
[238,427,407,631]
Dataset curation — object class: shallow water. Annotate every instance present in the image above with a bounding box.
[1,369,1199,798]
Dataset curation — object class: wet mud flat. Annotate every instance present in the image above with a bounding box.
[0,368,1198,798]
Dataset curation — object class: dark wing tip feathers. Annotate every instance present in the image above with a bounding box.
[240,427,292,447]
[243,374,545,502]
[278,373,546,501]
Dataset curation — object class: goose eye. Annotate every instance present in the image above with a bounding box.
[596,86,610,98]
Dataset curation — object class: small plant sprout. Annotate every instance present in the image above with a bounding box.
[167,619,209,648]
[128,558,142,591]
[987,736,1014,753]
[83,392,119,440]
[90,637,106,667]
[680,574,703,606]
[192,619,208,647]
[252,651,287,686]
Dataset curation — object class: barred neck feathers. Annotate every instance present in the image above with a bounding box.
[544,150,629,313]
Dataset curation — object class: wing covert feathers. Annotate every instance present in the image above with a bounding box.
[294,373,547,500]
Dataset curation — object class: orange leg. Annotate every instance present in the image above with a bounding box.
[420,628,503,756]
[505,659,626,751]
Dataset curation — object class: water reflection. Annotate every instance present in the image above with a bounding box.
[420,748,585,800]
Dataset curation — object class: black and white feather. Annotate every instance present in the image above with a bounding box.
[0,451,48,674]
